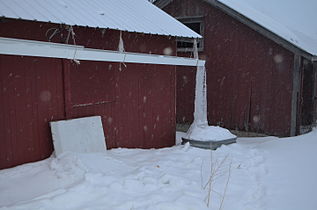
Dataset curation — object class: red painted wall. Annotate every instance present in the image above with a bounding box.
[0,19,177,169]
[0,55,65,168]
[164,0,294,136]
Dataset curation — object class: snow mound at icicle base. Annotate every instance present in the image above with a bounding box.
[186,125,237,142]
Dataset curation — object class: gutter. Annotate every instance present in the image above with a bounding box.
[0,37,205,67]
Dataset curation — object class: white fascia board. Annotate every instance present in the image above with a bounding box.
[0,37,84,59]
[0,37,205,67]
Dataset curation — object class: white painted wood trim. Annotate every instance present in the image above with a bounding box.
[0,37,205,67]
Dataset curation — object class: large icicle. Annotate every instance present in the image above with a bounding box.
[118,31,125,53]
[193,65,208,125]
[185,39,236,142]
[186,39,208,138]
[193,55,208,125]
[188,39,207,126]
[118,31,126,71]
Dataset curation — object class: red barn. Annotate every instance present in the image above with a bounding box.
[155,0,317,137]
[0,0,203,169]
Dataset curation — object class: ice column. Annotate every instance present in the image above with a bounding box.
[118,31,125,53]
[118,31,126,71]
[186,39,208,139]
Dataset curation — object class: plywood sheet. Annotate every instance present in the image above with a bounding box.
[50,116,106,156]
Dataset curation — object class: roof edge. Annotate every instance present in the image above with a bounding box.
[1,0,201,40]
[202,0,314,59]
[154,0,172,9]
[156,0,315,60]
[1,16,201,39]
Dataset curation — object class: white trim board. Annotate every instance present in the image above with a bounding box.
[0,37,205,67]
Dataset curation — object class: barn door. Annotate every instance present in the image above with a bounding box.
[62,60,116,148]
[299,59,315,133]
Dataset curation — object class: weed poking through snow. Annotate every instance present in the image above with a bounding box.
[202,151,232,209]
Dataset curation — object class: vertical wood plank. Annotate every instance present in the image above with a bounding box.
[62,59,72,119]
[313,62,317,125]
[290,54,301,136]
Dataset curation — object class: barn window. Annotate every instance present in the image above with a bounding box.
[177,17,204,52]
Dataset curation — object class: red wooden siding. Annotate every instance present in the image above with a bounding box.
[65,61,176,149]
[0,55,65,168]
[176,65,196,123]
[114,63,176,149]
[0,19,177,54]
[0,19,177,169]
[165,0,294,136]
[299,59,315,129]
[63,60,117,147]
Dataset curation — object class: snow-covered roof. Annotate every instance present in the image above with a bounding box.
[0,0,201,38]
[217,0,317,56]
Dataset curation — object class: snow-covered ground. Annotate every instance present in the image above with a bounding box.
[1,129,317,210]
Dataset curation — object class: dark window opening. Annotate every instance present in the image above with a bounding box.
[185,22,201,34]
